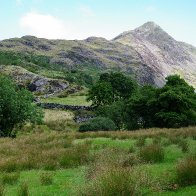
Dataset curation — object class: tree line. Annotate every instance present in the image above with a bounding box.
[80,73,196,131]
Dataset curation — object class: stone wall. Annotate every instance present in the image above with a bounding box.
[37,102,92,111]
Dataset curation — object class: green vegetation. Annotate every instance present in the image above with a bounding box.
[40,173,53,185]
[176,156,196,186]
[0,128,195,195]
[0,51,98,87]
[139,144,165,163]
[79,117,117,132]
[0,75,43,137]
[87,72,137,107]
[42,95,90,106]
[17,182,29,196]
[126,75,196,129]
[0,65,195,195]
[87,73,196,130]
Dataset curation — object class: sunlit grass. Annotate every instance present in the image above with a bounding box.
[41,95,91,106]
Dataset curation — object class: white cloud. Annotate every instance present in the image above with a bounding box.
[79,5,95,17]
[19,11,71,39]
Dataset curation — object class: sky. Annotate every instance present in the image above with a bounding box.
[0,0,196,46]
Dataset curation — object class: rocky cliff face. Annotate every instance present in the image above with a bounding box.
[113,22,196,87]
[0,22,196,88]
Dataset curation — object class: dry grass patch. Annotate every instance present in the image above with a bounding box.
[44,109,74,122]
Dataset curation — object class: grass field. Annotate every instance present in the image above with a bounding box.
[41,95,91,106]
[0,127,195,195]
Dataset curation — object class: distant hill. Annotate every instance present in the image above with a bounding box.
[0,21,196,88]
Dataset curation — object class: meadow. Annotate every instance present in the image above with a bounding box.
[0,115,195,196]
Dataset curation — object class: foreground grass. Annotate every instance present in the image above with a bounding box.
[0,127,195,195]
[2,168,85,196]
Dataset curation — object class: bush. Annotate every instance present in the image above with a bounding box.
[178,140,189,153]
[40,173,53,185]
[18,182,29,196]
[59,144,90,168]
[135,137,146,147]
[79,117,117,132]
[176,156,196,186]
[78,165,149,196]
[139,144,164,163]
[1,172,20,185]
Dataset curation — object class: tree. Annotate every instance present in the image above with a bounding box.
[125,85,157,130]
[96,101,125,130]
[87,82,114,107]
[0,75,43,137]
[88,72,137,107]
[154,75,196,128]
[125,75,196,129]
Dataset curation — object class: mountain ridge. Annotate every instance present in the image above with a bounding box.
[0,22,195,88]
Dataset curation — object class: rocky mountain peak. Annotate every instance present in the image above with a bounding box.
[133,21,171,41]
[134,21,161,33]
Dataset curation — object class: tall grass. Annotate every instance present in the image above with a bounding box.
[139,144,164,163]
[176,156,196,186]
[79,166,142,196]
[18,182,29,196]
[1,172,20,185]
[40,173,53,185]
[0,127,195,173]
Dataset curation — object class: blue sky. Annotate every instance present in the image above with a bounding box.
[0,0,196,46]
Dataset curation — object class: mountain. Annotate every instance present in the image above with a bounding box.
[0,22,196,88]
[113,22,196,87]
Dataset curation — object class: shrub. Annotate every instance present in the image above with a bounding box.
[176,156,196,186]
[122,154,141,167]
[178,140,189,153]
[79,117,117,132]
[152,137,161,144]
[59,144,90,168]
[40,173,53,185]
[135,137,146,147]
[1,172,20,185]
[128,146,135,153]
[18,182,29,196]
[0,160,18,172]
[78,166,149,196]
[139,144,164,163]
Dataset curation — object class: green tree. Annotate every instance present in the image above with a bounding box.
[88,72,137,107]
[0,75,43,137]
[96,101,125,129]
[125,75,196,129]
[154,75,196,128]
[125,85,157,130]
[87,82,114,107]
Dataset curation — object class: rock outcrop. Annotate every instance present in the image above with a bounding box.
[0,65,69,95]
